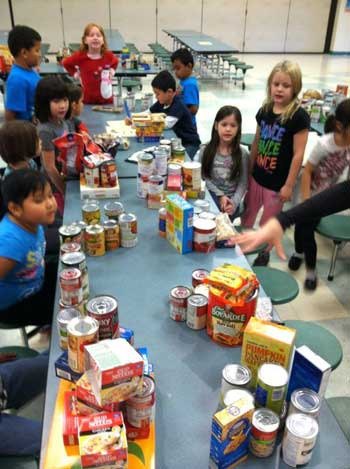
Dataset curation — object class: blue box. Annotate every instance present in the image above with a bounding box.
[166,194,193,254]
[55,351,83,383]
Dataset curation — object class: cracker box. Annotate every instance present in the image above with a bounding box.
[241,317,296,388]
[287,345,331,401]
[78,411,128,469]
[165,194,193,254]
[210,395,254,468]
[84,338,144,406]
[76,371,120,416]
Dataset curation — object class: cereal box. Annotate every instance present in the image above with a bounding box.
[241,317,296,388]
[210,395,254,468]
[76,371,120,415]
[166,194,193,254]
[84,338,144,406]
[78,411,128,468]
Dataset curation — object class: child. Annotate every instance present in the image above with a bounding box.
[171,48,199,127]
[288,98,350,290]
[150,70,201,159]
[195,106,248,218]
[62,23,118,104]
[68,83,89,134]
[0,121,39,177]
[5,25,42,121]
[241,60,310,266]
[0,169,57,326]
[35,75,75,203]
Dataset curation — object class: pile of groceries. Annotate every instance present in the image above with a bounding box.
[131,112,166,142]
[168,264,331,468]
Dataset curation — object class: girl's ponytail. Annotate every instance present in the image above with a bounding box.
[324,114,337,134]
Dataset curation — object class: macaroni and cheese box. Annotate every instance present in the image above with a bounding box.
[85,338,144,406]
[78,411,128,468]
[63,391,81,446]
[210,395,254,468]
[76,371,120,416]
[241,317,296,388]
[166,194,193,254]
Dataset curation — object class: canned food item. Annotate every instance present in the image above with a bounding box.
[193,218,216,253]
[82,201,100,225]
[170,137,182,151]
[104,201,124,221]
[126,376,155,428]
[84,164,100,188]
[167,163,182,176]
[61,252,89,300]
[103,219,120,250]
[86,295,119,340]
[119,213,137,248]
[182,161,202,190]
[160,138,171,146]
[186,294,207,330]
[198,211,217,221]
[193,283,210,298]
[249,408,280,458]
[222,388,255,408]
[85,224,105,256]
[221,364,252,399]
[71,221,87,251]
[67,316,99,373]
[60,242,81,256]
[59,297,86,315]
[192,268,209,288]
[169,286,191,321]
[57,307,80,350]
[159,207,166,237]
[194,199,210,213]
[100,160,117,187]
[255,364,289,415]
[282,414,319,467]
[59,224,82,245]
[288,389,321,420]
[59,268,83,306]
[137,153,153,199]
[148,175,164,195]
[154,147,168,176]
[171,145,185,161]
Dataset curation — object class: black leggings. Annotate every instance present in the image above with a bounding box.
[294,218,321,270]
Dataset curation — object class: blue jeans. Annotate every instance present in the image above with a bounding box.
[0,352,49,456]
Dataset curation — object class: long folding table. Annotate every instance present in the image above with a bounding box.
[163,29,238,55]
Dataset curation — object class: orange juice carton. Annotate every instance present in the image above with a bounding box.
[84,338,144,406]
[166,194,193,254]
[76,371,120,416]
[78,411,128,468]
[210,394,254,468]
[241,317,296,388]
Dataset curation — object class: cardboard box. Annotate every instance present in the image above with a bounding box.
[166,194,193,254]
[80,179,120,200]
[241,317,296,388]
[76,371,120,416]
[55,351,83,383]
[63,391,81,446]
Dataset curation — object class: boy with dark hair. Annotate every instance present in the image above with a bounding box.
[150,70,201,159]
[171,48,199,127]
[5,25,42,122]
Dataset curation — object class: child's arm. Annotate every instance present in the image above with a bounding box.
[62,52,79,76]
[0,257,16,280]
[248,125,260,173]
[187,104,198,116]
[279,129,308,202]
[300,162,315,201]
[41,150,65,194]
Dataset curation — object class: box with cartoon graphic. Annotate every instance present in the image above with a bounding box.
[165,194,193,254]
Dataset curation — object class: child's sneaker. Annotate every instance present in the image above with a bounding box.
[253,251,270,266]
[288,255,303,271]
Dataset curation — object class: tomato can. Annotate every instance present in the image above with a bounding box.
[192,268,209,288]
[158,207,166,237]
[82,201,100,225]
[59,268,83,306]
[193,283,210,298]
[221,364,252,399]
[186,294,208,330]
[282,414,319,467]
[61,252,89,300]
[60,242,81,257]
[169,286,191,321]
[100,160,117,187]
[59,224,82,245]
[119,213,137,248]
[193,218,216,253]
[126,376,155,428]
[104,201,124,221]
[103,219,120,250]
[86,295,119,340]
[255,363,289,415]
[288,388,321,420]
[57,307,80,350]
[249,408,280,458]
[85,224,105,256]
[67,316,99,373]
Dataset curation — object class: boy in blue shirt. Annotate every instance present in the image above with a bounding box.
[171,48,199,127]
[5,25,42,121]
[150,70,201,159]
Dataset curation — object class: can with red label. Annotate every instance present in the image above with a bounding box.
[193,219,216,253]
[71,221,87,251]
[59,224,82,245]
[192,268,209,288]
[186,294,208,330]
[67,316,99,373]
[126,376,155,428]
[103,219,120,250]
[60,242,81,257]
[61,252,89,300]
[249,408,280,458]
[59,268,83,306]
[100,160,117,187]
[86,295,119,340]
[169,286,191,321]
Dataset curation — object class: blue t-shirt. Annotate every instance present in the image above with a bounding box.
[5,64,41,121]
[0,215,45,310]
[150,95,201,146]
[180,76,199,126]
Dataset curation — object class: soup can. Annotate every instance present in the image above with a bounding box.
[82,201,100,225]
[119,213,137,248]
[126,376,155,428]
[60,242,81,257]
[249,408,280,458]
[57,307,80,350]
[103,219,120,250]
[172,145,185,161]
[67,316,99,373]
[193,283,210,298]
[159,138,171,147]
[148,175,164,196]
[288,388,321,420]
[59,297,86,315]
[193,218,216,253]
[170,137,182,151]
[59,224,82,245]
[255,363,289,415]
[61,252,89,300]
[85,224,105,256]
[192,268,209,288]
[282,413,319,467]
[169,286,191,321]
[194,199,210,213]
[182,161,202,190]
[59,268,83,306]
[222,388,255,409]
[167,163,182,176]
[198,211,216,221]
[71,221,87,251]
[104,201,124,221]
[154,147,168,176]
[159,207,166,237]
[221,364,252,399]
[186,294,207,330]
[86,295,119,340]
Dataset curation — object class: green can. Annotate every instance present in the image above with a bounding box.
[255,363,288,415]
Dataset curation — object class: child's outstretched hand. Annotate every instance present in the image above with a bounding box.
[124,117,132,126]
[279,184,293,202]
[220,196,235,215]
